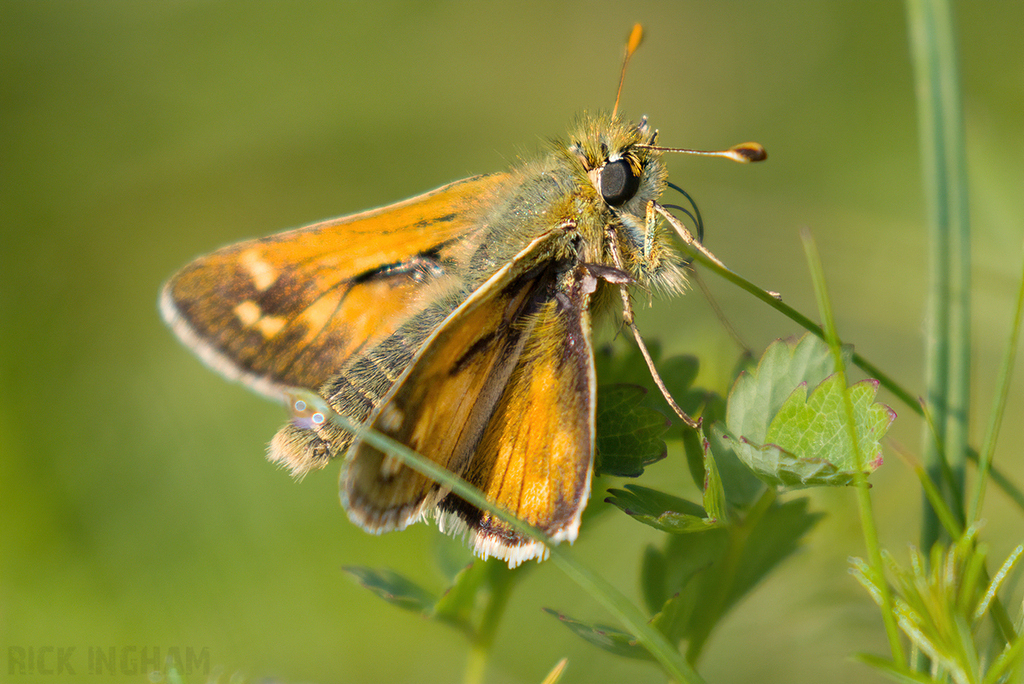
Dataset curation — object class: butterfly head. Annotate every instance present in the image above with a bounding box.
[568,114,666,216]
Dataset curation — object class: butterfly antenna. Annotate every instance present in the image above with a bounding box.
[639,141,768,164]
[666,180,706,242]
[612,24,644,119]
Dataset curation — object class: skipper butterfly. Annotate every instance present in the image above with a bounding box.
[161,25,765,567]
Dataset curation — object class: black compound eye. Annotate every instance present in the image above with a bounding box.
[600,158,640,206]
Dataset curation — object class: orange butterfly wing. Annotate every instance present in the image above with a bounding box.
[343,257,597,567]
[161,174,507,400]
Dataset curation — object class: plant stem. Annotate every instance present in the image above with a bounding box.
[967,249,1024,524]
[685,487,776,664]
[302,390,703,683]
[463,563,516,684]
[802,228,906,664]
[674,226,1024,513]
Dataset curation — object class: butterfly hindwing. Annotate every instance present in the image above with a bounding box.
[342,255,598,567]
[440,265,597,566]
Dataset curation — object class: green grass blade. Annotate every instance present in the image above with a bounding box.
[800,228,905,665]
[968,247,1024,524]
[905,0,971,550]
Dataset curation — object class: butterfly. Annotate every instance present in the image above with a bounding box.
[160,25,765,567]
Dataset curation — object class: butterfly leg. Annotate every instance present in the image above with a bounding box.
[605,226,701,430]
[646,200,727,269]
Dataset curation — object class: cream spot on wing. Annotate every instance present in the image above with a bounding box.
[241,248,279,291]
[377,404,407,478]
[234,301,262,327]
[378,404,405,433]
[380,453,403,479]
[256,315,286,338]
[233,301,286,338]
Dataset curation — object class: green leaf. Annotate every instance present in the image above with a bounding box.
[655,354,706,417]
[725,334,848,443]
[701,391,728,425]
[700,438,727,523]
[712,334,893,489]
[692,498,823,648]
[604,485,717,533]
[595,384,669,477]
[648,593,688,644]
[639,526,729,632]
[764,376,893,483]
[724,498,823,610]
[542,608,653,661]
[343,566,437,614]
[682,419,707,489]
[701,423,765,508]
[640,545,669,616]
[640,497,823,648]
[594,340,655,386]
[594,342,707,420]
[346,560,520,638]
[680,420,729,521]
[431,561,487,629]
[431,530,477,581]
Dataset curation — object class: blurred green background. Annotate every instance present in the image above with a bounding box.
[2,2,1021,683]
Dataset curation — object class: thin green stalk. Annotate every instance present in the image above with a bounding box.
[297,390,703,684]
[685,487,777,664]
[801,228,906,665]
[967,247,1024,524]
[905,0,971,550]
[674,233,1024,512]
[907,0,951,553]
[888,440,963,540]
[675,230,924,413]
[463,632,488,684]
[464,565,516,684]
[916,399,966,516]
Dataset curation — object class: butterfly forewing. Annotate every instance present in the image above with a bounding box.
[161,174,505,399]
